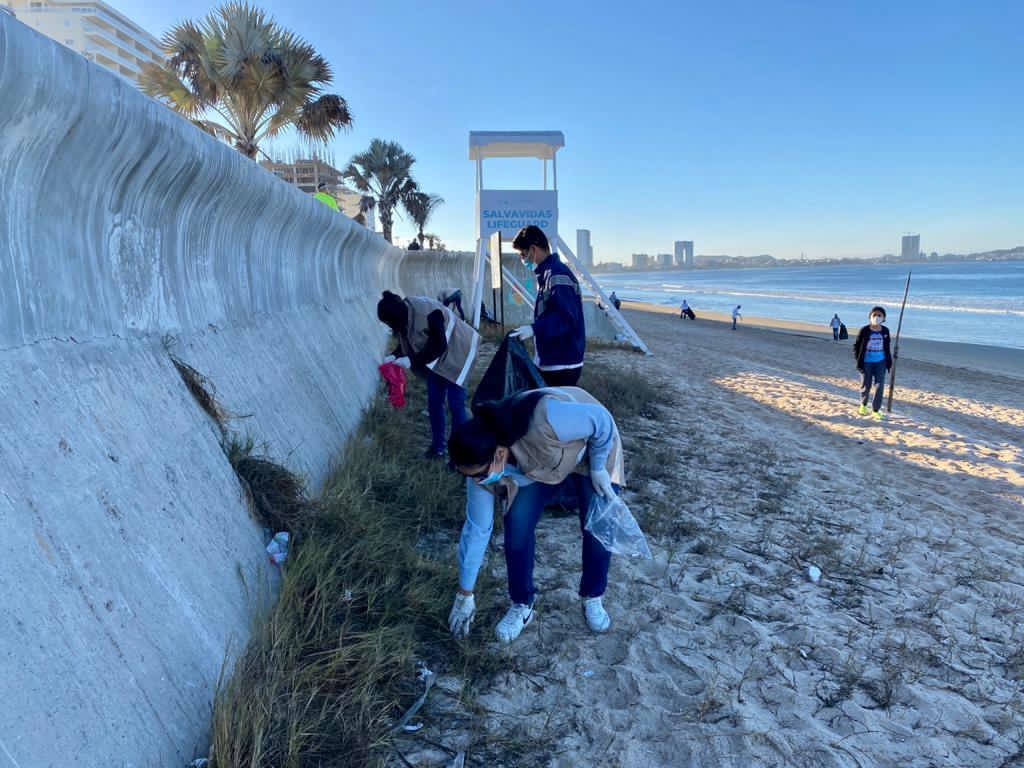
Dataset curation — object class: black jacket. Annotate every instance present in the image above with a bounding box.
[853,324,892,371]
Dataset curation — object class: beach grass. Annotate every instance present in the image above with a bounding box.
[206,382,500,767]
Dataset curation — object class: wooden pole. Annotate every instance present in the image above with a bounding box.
[886,272,912,413]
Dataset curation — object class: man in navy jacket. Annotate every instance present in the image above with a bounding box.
[509,226,586,386]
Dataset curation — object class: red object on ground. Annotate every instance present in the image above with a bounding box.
[378,362,407,408]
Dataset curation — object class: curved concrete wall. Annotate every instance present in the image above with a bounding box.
[0,17,474,767]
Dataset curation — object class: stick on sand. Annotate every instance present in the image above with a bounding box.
[886,271,912,413]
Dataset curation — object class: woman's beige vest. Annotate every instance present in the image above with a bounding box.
[492,387,625,509]
[400,297,480,387]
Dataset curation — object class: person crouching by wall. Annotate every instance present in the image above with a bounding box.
[508,225,586,387]
[446,386,624,644]
[377,290,481,458]
[853,306,892,421]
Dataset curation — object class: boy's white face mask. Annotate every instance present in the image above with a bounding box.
[871,314,883,325]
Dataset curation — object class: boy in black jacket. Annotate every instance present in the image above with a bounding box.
[853,306,893,420]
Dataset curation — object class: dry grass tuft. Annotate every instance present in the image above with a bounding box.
[208,381,498,767]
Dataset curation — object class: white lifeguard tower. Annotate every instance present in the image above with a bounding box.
[468,130,649,354]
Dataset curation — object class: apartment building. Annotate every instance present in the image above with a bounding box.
[261,157,376,229]
[6,0,162,82]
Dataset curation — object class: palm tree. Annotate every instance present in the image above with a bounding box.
[402,191,444,247]
[344,139,416,243]
[354,195,375,227]
[139,3,352,159]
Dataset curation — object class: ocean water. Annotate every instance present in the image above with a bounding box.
[597,261,1024,350]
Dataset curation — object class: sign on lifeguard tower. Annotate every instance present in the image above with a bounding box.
[468,130,649,354]
[479,190,558,241]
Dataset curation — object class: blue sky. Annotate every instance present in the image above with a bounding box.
[119,0,1023,262]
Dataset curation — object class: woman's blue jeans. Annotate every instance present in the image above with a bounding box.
[426,371,467,454]
[503,473,614,605]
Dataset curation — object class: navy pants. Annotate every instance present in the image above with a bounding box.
[860,361,887,412]
[504,474,613,605]
[426,372,467,454]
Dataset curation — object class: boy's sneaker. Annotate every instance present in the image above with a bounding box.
[873,410,885,421]
[858,404,868,416]
[582,596,611,633]
[495,603,534,644]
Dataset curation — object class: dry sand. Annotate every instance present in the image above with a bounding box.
[401,306,1024,768]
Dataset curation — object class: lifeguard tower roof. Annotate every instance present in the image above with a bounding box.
[468,131,565,160]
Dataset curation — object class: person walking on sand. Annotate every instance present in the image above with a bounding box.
[680,299,696,320]
[377,290,480,457]
[853,306,893,421]
[731,305,742,330]
[446,386,624,643]
[509,226,586,387]
[830,313,842,342]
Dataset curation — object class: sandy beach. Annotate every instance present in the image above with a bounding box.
[403,305,1024,767]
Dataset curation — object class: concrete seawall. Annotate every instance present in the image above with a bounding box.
[0,17,472,767]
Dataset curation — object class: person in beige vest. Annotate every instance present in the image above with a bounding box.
[446,387,625,643]
[377,290,480,457]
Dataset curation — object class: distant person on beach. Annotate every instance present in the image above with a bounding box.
[377,290,480,457]
[408,238,422,251]
[509,226,586,387]
[853,306,893,421]
[830,314,842,342]
[446,387,624,643]
[609,291,622,311]
[440,288,465,321]
[313,182,338,211]
[680,299,696,320]
[732,305,742,330]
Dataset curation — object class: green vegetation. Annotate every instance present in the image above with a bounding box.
[207,384,498,767]
[140,3,352,159]
[343,139,416,245]
[402,191,445,248]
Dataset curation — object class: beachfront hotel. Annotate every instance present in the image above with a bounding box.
[3,0,162,82]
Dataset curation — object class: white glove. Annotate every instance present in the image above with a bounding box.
[448,592,475,638]
[511,325,534,340]
[394,356,412,369]
[382,355,396,364]
[591,468,615,498]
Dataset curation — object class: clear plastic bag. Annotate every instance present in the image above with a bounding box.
[585,494,652,559]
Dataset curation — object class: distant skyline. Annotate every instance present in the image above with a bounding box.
[110,0,1023,260]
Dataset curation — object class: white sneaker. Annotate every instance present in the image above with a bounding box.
[583,596,611,633]
[495,603,534,644]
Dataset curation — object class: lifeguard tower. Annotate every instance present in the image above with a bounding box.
[468,131,649,354]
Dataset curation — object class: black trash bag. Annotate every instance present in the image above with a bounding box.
[838,323,849,340]
[471,334,547,415]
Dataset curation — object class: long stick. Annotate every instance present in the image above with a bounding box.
[886,271,912,413]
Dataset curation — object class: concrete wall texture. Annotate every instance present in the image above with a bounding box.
[0,17,473,767]
[0,16,623,766]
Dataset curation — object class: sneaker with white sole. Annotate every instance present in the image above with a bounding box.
[495,603,534,644]
[582,596,611,633]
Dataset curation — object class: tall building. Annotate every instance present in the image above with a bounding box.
[656,253,673,267]
[631,253,650,269]
[901,234,921,261]
[261,156,375,229]
[576,229,593,269]
[674,240,695,267]
[7,0,163,83]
